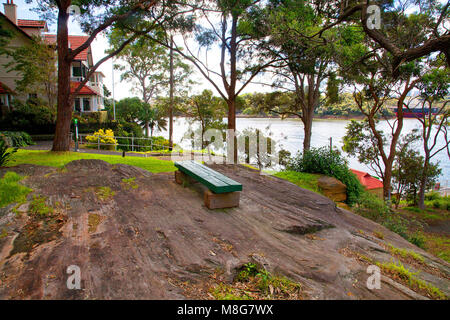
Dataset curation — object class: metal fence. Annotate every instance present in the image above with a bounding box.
[76,133,170,152]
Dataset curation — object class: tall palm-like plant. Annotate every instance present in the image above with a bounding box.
[138,104,167,138]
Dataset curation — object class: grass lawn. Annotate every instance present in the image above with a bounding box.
[273,170,322,194]
[7,149,176,173]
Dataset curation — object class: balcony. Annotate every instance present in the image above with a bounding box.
[70,76,84,82]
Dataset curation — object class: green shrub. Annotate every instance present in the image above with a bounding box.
[287,147,364,205]
[425,191,441,201]
[0,102,55,134]
[382,214,409,239]
[0,141,17,167]
[408,231,426,249]
[0,131,34,147]
[85,129,117,150]
[355,192,391,221]
[432,199,450,211]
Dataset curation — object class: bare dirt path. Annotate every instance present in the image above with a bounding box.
[0,160,448,299]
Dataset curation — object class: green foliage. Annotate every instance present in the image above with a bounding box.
[0,141,17,167]
[382,214,409,239]
[121,177,138,190]
[212,262,304,300]
[179,90,227,149]
[29,195,53,217]
[393,132,441,206]
[115,97,147,123]
[287,147,364,205]
[342,119,385,178]
[425,192,441,201]
[138,105,167,138]
[3,37,57,109]
[109,27,192,103]
[0,102,55,134]
[378,261,447,300]
[388,244,425,263]
[235,263,259,282]
[0,131,34,147]
[355,192,391,221]
[408,232,426,249]
[316,93,365,117]
[0,171,31,208]
[95,186,115,201]
[326,72,340,106]
[354,192,421,241]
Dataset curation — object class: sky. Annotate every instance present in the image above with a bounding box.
[2,0,273,101]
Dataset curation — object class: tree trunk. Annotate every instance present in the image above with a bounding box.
[383,161,394,200]
[302,106,315,152]
[169,36,174,151]
[417,157,430,210]
[227,98,237,163]
[52,3,71,152]
[145,121,149,138]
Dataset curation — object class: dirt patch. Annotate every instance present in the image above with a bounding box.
[9,202,66,257]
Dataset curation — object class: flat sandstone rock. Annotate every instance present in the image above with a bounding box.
[0,160,448,300]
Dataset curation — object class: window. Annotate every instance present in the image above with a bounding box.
[74,99,81,112]
[73,66,82,77]
[83,98,91,111]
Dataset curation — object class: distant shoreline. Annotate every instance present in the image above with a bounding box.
[235,114,370,120]
[177,114,392,121]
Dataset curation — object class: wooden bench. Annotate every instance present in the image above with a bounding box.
[174,160,242,209]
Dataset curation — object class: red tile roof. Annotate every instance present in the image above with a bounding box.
[71,82,98,96]
[17,19,46,28]
[44,35,90,61]
[351,169,383,190]
[0,82,14,94]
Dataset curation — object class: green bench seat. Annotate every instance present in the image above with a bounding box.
[174,160,243,194]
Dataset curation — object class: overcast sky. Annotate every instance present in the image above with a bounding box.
[3,0,275,101]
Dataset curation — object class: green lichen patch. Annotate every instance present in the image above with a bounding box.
[121,177,139,190]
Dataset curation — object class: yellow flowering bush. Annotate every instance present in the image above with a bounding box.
[86,129,117,150]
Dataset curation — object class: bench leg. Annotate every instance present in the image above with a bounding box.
[204,190,240,209]
[175,170,185,185]
[175,170,197,186]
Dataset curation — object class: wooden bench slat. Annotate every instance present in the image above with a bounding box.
[174,160,243,194]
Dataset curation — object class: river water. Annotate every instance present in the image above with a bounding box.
[154,117,450,184]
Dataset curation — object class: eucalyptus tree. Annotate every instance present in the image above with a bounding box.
[181,89,227,149]
[109,27,192,143]
[131,0,279,162]
[335,0,447,199]
[308,0,450,74]
[26,0,179,151]
[247,0,339,152]
[412,64,450,209]
[340,48,423,199]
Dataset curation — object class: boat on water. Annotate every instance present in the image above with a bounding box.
[393,106,439,118]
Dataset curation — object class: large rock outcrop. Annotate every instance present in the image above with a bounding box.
[318,176,347,202]
[0,160,448,300]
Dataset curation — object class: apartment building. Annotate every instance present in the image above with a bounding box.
[0,0,105,113]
